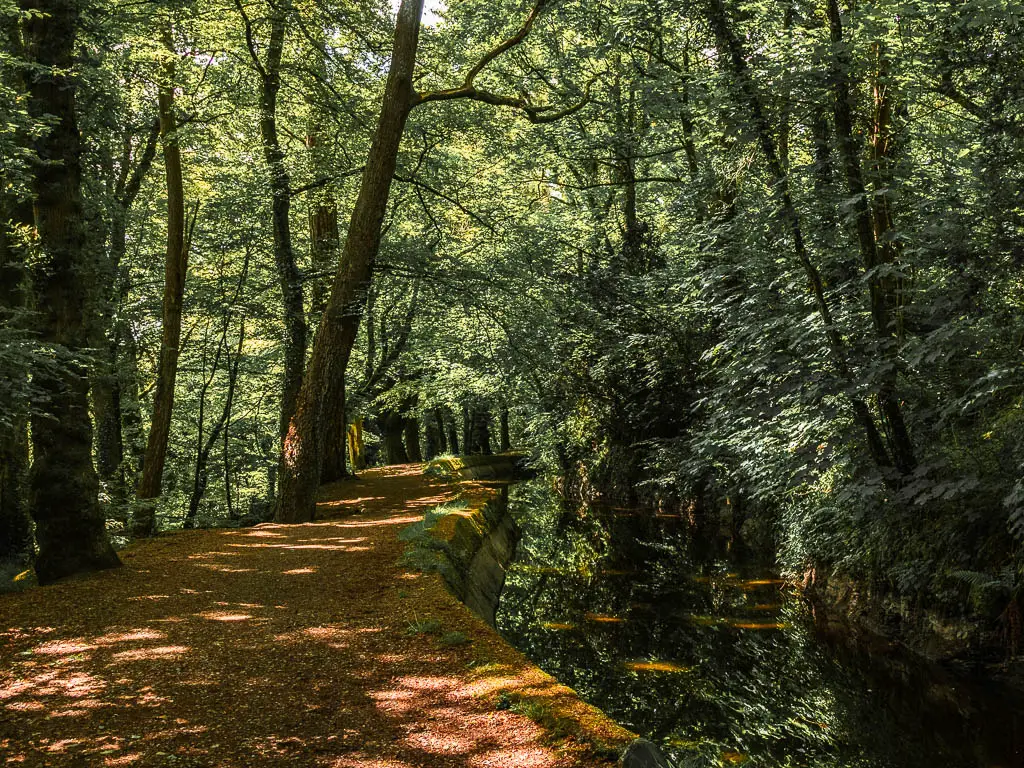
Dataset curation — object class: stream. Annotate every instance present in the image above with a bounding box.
[495,481,1024,768]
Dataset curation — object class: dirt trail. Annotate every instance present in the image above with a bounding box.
[0,464,629,767]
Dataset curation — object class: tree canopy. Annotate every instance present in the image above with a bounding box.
[1,0,1022,640]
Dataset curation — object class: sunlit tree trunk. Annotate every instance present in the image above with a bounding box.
[136,29,190,536]
[347,417,366,471]
[273,0,424,523]
[21,0,120,582]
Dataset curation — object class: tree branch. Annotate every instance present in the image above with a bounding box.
[410,0,591,123]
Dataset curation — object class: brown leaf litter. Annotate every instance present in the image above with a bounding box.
[0,463,634,767]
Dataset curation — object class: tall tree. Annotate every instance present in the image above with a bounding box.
[135,27,191,535]
[20,0,120,582]
[274,0,425,522]
[275,0,584,522]
[235,0,306,447]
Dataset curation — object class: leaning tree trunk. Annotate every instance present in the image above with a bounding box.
[274,0,423,523]
[21,0,120,582]
[135,31,189,536]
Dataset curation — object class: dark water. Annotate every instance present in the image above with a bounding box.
[495,482,1024,768]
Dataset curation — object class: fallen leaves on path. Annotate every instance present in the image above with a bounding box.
[0,464,631,767]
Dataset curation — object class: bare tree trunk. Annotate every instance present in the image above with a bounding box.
[135,30,190,536]
[21,0,120,582]
[274,0,423,523]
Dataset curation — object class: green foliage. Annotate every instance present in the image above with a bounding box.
[405,617,443,636]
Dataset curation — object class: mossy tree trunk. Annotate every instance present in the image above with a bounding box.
[21,0,120,582]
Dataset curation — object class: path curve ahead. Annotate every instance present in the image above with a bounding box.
[1,465,629,767]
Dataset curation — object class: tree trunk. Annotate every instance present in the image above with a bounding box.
[274,0,423,523]
[93,120,160,501]
[0,26,33,559]
[473,411,492,456]
[135,30,190,536]
[382,411,410,465]
[445,408,460,455]
[21,0,120,582]
[404,417,423,462]
[254,3,306,447]
[462,404,473,453]
[320,380,348,482]
[347,416,366,471]
[0,215,31,559]
[185,319,244,528]
[425,416,442,459]
[499,406,510,451]
[433,408,449,454]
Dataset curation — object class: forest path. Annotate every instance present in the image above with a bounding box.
[0,464,625,767]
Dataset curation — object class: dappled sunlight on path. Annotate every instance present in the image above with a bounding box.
[0,464,626,767]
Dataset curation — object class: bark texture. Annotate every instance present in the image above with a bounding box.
[21,0,120,582]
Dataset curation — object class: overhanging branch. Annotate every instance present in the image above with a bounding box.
[410,0,590,123]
